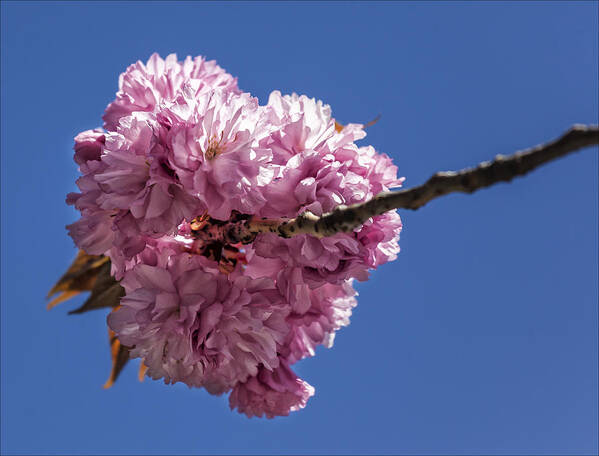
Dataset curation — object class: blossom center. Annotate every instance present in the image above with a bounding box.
[204,134,224,160]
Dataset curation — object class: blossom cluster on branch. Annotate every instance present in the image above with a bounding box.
[66,53,403,418]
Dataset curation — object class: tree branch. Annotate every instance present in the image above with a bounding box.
[189,124,599,245]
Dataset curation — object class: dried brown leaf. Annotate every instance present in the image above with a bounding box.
[68,262,124,314]
[334,114,381,133]
[103,325,131,389]
[364,114,381,129]
[50,251,133,387]
[138,362,148,382]
[47,250,109,310]
[47,291,80,310]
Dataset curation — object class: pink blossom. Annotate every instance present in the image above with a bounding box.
[66,212,114,256]
[259,94,394,219]
[72,129,105,165]
[162,89,274,220]
[103,53,239,131]
[264,91,335,165]
[66,54,404,418]
[66,130,116,255]
[108,241,289,393]
[280,281,357,364]
[97,113,203,235]
[229,362,314,419]
[357,211,403,268]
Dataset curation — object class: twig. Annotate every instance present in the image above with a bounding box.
[218,124,596,241]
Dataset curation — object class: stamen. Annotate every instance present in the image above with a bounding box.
[204,133,225,160]
[190,213,210,231]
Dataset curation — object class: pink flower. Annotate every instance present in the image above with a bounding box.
[264,91,335,165]
[103,53,239,131]
[72,129,105,165]
[259,94,396,219]
[108,241,290,393]
[250,232,369,288]
[280,281,357,364]
[66,54,404,418]
[229,362,314,419]
[96,113,203,237]
[162,89,274,220]
[357,211,403,268]
[66,130,116,255]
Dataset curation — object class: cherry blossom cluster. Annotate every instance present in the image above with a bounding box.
[67,53,403,418]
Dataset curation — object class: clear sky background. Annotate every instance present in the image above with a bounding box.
[1,2,597,455]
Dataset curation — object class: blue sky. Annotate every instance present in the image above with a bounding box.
[1,1,597,454]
